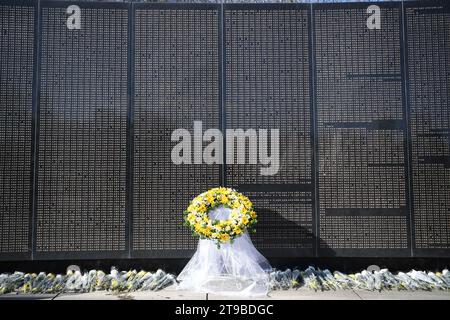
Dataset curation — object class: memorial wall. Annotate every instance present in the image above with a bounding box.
[0,0,448,260]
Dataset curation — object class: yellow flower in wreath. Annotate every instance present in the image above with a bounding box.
[194,223,202,232]
[206,193,215,205]
[220,195,229,204]
[197,203,207,213]
[220,233,230,242]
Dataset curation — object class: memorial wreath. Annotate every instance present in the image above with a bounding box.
[183,187,257,247]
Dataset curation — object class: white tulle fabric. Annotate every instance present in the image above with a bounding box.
[177,206,272,297]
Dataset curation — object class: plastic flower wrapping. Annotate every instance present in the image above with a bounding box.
[0,268,176,295]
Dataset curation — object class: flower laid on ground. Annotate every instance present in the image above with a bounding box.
[183,187,257,248]
[1,266,450,295]
[0,268,175,295]
[268,267,450,292]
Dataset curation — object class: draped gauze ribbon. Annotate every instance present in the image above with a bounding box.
[177,206,272,296]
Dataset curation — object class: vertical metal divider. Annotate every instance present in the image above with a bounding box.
[126,2,135,258]
[30,0,42,260]
[220,3,226,188]
[401,0,415,257]
[309,3,319,258]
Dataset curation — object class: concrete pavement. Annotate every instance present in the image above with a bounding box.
[1,285,449,300]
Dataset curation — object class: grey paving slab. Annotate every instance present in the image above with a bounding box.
[354,289,450,300]
[129,291,206,300]
[55,285,207,300]
[55,292,122,300]
[208,288,361,300]
[0,293,57,300]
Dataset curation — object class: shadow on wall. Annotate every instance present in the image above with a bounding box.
[250,207,332,256]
